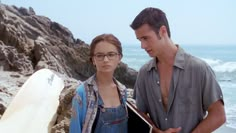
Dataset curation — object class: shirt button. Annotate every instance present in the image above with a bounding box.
[157,81,160,85]
[159,99,162,102]
[165,118,168,121]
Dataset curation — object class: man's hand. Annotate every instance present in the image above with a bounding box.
[152,127,181,133]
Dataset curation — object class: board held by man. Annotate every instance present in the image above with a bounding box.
[127,101,156,133]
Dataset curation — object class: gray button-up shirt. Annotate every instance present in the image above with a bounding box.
[134,47,223,133]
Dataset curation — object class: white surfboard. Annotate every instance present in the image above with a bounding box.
[0,68,64,133]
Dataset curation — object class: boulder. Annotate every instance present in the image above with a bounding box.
[0,3,137,132]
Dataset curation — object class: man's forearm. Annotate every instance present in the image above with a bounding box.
[192,100,226,133]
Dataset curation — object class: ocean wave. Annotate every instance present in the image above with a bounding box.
[220,82,236,129]
[226,104,236,129]
[202,58,236,73]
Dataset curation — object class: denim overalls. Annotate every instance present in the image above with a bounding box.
[93,94,128,133]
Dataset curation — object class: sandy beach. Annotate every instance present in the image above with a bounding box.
[213,124,236,133]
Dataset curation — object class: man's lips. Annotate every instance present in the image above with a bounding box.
[146,49,152,54]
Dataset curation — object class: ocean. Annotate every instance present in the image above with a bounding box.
[122,44,236,129]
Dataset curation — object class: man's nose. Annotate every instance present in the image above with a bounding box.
[141,41,147,49]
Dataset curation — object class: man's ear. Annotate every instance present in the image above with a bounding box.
[159,25,167,37]
[119,55,122,63]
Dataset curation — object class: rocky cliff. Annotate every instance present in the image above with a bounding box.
[0,3,137,132]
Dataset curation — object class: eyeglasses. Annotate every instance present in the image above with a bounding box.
[93,52,120,61]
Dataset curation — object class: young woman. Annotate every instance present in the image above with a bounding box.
[69,34,128,133]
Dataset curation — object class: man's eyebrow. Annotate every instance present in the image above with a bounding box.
[137,36,147,40]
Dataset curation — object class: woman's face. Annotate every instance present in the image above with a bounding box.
[92,41,121,73]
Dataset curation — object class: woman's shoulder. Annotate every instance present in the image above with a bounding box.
[76,75,96,94]
[75,83,86,96]
[115,79,126,90]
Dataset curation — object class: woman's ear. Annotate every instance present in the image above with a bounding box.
[92,60,96,66]
[90,57,96,66]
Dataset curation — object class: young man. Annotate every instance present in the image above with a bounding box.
[130,7,226,133]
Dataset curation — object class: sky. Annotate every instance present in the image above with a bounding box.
[1,0,236,45]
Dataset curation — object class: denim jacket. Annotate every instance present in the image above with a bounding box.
[69,75,127,133]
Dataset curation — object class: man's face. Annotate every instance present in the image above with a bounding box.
[134,24,162,57]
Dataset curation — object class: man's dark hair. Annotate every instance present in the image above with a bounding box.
[130,7,171,38]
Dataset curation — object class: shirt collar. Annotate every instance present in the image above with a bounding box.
[146,46,185,71]
[86,74,126,93]
[174,47,185,69]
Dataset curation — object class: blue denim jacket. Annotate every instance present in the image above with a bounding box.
[69,75,127,133]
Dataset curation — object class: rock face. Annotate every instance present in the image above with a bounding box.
[0,3,137,132]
